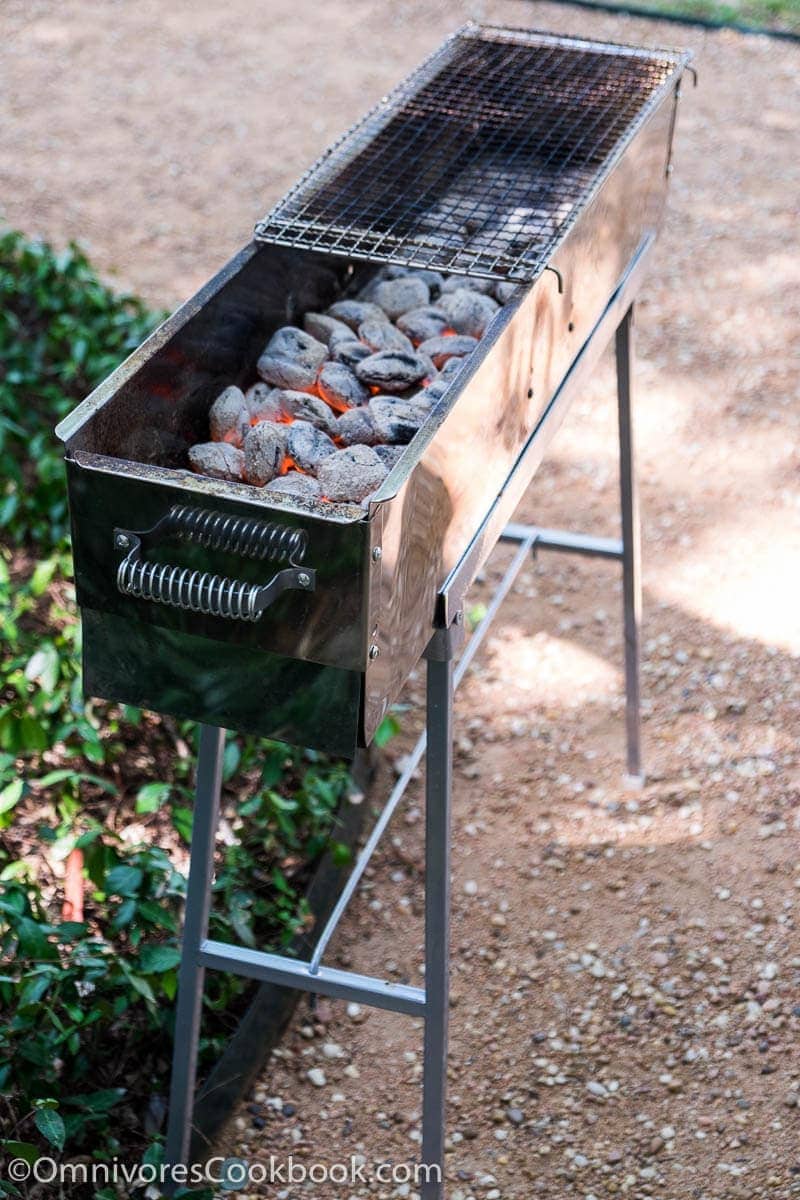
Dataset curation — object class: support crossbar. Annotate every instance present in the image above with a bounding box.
[198,939,426,1017]
[501,523,623,559]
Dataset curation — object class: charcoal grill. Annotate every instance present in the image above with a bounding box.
[55,24,691,1195]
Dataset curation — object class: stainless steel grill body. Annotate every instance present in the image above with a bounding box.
[57,27,689,756]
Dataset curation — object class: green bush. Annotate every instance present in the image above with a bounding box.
[0,230,355,1189]
[0,229,162,553]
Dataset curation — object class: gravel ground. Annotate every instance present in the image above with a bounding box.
[4,2,798,1197]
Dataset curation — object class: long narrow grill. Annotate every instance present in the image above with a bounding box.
[255,25,687,281]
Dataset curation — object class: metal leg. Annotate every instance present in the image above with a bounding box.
[164,725,226,1185]
[421,626,456,1199]
[616,305,643,781]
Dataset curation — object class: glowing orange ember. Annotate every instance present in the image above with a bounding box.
[279,455,309,476]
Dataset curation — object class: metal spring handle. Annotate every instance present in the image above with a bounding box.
[114,505,315,622]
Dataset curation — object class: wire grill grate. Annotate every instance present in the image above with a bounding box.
[255,25,688,282]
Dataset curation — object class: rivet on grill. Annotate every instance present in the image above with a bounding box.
[369,644,381,660]
[372,547,382,561]
[298,572,311,588]
[115,533,131,549]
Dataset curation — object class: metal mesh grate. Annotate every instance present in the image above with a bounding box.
[254,25,688,282]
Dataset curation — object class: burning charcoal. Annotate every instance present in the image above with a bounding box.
[374,444,405,471]
[373,276,430,320]
[417,334,477,369]
[285,420,336,473]
[329,335,373,370]
[369,395,428,444]
[357,319,413,355]
[326,300,385,331]
[440,275,495,296]
[243,422,287,486]
[257,327,328,391]
[493,281,520,305]
[188,442,245,482]
[265,473,322,500]
[438,288,499,337]
[335,406,380,447]
[417,377,450,406]
[245,382,284,424]
[275,390,337,435]
[303,312,351,346]
[355,350,431,392]
[317,361,369,412]
[396,305,451,345]
[209,386,249,446]
[440,353,466,379]
[317,445,388,504]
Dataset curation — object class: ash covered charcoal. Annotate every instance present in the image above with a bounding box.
[417,334,477,369]
[357,319,413,355]
[326,300,385,331]
[396,305,451,345]
[335,405,380,447]
[265,473,322,500]
[245,382,283,424]
[303,312,351,346]
[188,442,244,481]
[257,327,328,391]
[317,361,369,411]
[440,275,494,296]
[369,395,428,444]
[285,420,336,472]
[317,445,388,504]
[373,276,429,320]
[329,335,373,370]
[276,390,338,435]
[209,386,249,447]
[243,422,287,486]
[355,349,432,392]
[438,288,499,338]
[493,281,520,305]
[440,353,466,380]
[406,269,444,300]
[374,443,405,471]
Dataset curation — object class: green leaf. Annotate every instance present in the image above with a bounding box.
[135,781,171,814]
[105,865,143,897]
[127,974,156,1007]
[0,779,24,816]
[34,1107,65,1150]
[373,713,401,748]
[171,806,193,843]
[14,916,58,962]
[1,1142,38,1165]
[68,1088,125,1113]
[138,944,181,974]
[29,558,58,597]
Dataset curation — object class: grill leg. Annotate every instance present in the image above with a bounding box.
[164,725,226,1188]
[616,305,643,782]
[421,626,455,1199]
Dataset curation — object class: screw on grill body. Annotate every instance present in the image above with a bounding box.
[369,644,380,660]
[298,572,311,587]
[372,547,382,562]
[115,533,131,549]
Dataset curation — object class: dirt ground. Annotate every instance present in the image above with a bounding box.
[4,1,799,1197]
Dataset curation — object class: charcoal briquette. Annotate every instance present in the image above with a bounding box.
[209,385,249,446]
[257,327,328,390]
[188,442,245,482]
[243,422,287,486]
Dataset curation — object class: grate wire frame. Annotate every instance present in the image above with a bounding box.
[254,24,690,283]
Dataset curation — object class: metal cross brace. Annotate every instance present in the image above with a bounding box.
[163,303,641,1196]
